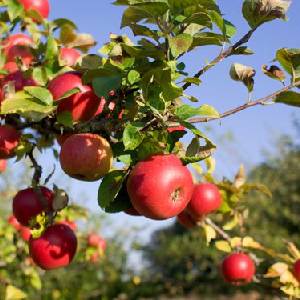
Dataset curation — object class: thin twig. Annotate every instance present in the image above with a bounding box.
[28,149,42,187]
[182,27,257,91]
[188,81,300,124]
[205,217,231,242]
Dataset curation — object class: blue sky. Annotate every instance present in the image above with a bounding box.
[32,0,300,247]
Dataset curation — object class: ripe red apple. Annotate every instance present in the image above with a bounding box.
[8,215,21,231]
[59,220,77,231]
[59,133,113,181]
[87,233,106,250]
[19,226,31,241]
[125,206,141,216]
[167,125,186,133]
[48,72,101,122]
[127,154,194,220]
[293,260,300,282]
[13,187,54,226]
[0,125,20,158]
[2,34,33,53]
[56,133,72,146]
[187,183,222,219]
[0,71,36,101]
[177,210,197,229]
[29,223,77,270]
[59,48,81,66]
[48,72,86,101]
[6,45,34,67]
[18,0,50,18]
[0,159,7,172]
[222,253,256,285]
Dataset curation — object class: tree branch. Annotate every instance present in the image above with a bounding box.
[205,218,232,243]
[188,81,300,124]
[182,27,257,91]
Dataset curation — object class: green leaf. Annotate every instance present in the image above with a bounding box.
[169,34,193,58]
[276,48,300,82]
[24,86,53,106]
[92,74,121,98]
[32,67,48,86]
[128,70,141,84]
[209,11,236,39]
[80,54,102,70]
[192,32,224,47]
[175,104,219,120]
[98,170,128,209]
[123,123,144,150]
[231,46,254,56]
[57,87,81,101]
[242,0,291,28]
[275,91,300,108]
[0,91,54,121]
[183,77,201,86]
[4,0,23,21]
[45,35,58,63]
[57,111,74,127]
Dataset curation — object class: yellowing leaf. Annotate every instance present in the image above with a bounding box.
[279,270,298,285]
[242,236,261,249]
[5,285,27,300]
[215,240,232,253]
[230,237,242,249]
[223,215,239,231]
[287,242,300,260]
[203,224,216,245]
[264,262,289,278]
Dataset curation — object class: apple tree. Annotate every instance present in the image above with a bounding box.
[0,0,300,298]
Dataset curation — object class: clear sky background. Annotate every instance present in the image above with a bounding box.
[28,0,300,252]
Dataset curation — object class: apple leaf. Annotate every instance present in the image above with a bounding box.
[276,48,300,82]
[175,104,219,120]
[123,123,144,150]
[275,91,300,107]
[24,86,53,106]
[242,0,291,29]
[57,111,73,128]
[0,91,54,121]
[98,170,128,209]
[92,74,122,98]
[215,240,232,253]
[127,70,141,85]
[209,11,236,39]
[169,34,193,58]
[5,285,27,300]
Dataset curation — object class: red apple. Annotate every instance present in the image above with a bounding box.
[59,48,81,66]
[88,233,106,250]
[59,220,77,231]
[2,34,33,53]
[48,72,101,122]
[19,226,31,241]
[19,0,50,18]
[0,125,20,159]
[127,154,194,220]
[222,253,256,285]
[187,183,222,219]
[59,133,113,181]
[56,133,72,146]
[57,88,101,122]
[29,223,77,270]
[13,187,54,226]
[6,45,34,67]
[8,215,21,231]
[177,210,197,229]
[0,71,36,101]
[124,206,141,216]
[0,159,6,172]
[167,125,186,133]
[293,260,300,282]
[48,72,86,101]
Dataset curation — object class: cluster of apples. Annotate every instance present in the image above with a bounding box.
[87,233,107,263]
[11,187,77,270]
